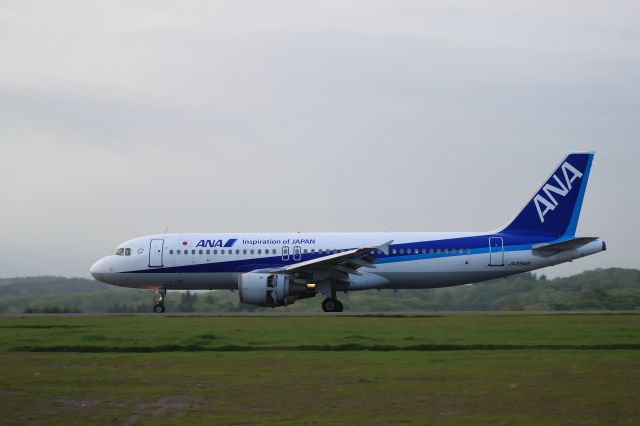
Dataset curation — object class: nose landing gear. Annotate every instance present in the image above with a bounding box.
[153,287,167,313]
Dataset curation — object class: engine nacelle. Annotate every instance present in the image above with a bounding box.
[238,273,311,307]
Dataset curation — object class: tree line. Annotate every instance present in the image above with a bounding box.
[0,268,638,314]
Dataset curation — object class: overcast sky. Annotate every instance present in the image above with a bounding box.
[0,1,638,278]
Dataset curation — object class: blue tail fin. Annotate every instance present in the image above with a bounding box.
[501,152,594,237]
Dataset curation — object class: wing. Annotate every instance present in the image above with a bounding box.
[269,240,393,284]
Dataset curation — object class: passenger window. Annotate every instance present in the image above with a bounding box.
[221,250,225,254]
[236,249,240,254]
[177,250,181,254]
[169,250,174,255]
[199,250,203,255]
[444,249,449,254]
[392,249,397,255]
[213,250,217,255]
[436,249,441,254]
[399,249,404,254]
[452,248,457,254]
[192,250,195,255]
[257,249,262,255]
[206,250,210,255]
[421,248,426,254]
[184,250,188,255]
[125,248,131,256]
[273,249,277,255]
[250,249,254,255]
[243,249,247,255]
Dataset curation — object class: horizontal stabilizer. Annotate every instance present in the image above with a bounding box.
[532,237,599,256]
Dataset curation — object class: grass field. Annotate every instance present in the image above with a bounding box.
[1,313,639,425]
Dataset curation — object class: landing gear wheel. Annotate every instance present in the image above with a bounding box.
[153,287,167,313]
[322,298,343,313]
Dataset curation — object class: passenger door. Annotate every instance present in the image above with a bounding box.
[149,239,164,267]
[488,237,504,266]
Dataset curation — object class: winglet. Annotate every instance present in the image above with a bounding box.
[376,240,393,255]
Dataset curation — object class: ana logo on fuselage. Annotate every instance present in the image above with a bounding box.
[195,239,237,248]
[533,161,583,223]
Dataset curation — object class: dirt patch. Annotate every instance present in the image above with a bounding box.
[54,399,102,409]
[120,395,199,426]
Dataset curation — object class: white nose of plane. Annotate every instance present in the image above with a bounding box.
[90,257,111,283]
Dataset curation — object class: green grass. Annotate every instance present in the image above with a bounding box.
[1,313,639,425]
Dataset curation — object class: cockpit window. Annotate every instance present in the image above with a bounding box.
[114,248,133,256]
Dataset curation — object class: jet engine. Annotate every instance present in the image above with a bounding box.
[238,273,312,307]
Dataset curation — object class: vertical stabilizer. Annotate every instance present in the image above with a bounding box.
[501,152,594,236]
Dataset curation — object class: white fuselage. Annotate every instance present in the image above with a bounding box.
[90,231,605,291]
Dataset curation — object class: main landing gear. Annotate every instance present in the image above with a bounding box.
[153,287,167,313]
[321,297,344,313]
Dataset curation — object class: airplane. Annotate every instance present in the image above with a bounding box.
[90,152,605,313]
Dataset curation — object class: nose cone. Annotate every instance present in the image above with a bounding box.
[90,258,110,283]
